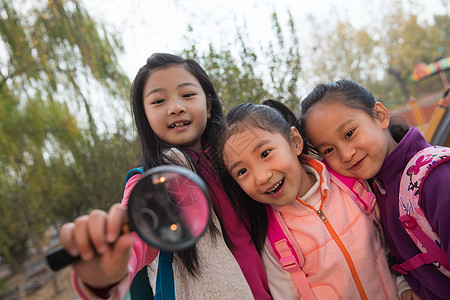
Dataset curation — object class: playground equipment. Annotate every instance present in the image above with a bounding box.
[404,57,450,146]
[426,90,450,146]
[410,57,450,88]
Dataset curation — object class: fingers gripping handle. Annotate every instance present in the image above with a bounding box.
[46,224,130,271]
[44,165,211,272]
[46,245,81,271]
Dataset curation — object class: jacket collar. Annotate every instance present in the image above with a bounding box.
[374,127,429,186]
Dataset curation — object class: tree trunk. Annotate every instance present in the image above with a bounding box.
[388,68,410,101]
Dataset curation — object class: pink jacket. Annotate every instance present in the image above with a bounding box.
[268,157,398,299]
[73,174,159,299]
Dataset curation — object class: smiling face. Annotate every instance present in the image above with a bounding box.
[303,100,397,179]
[142,65,211,150]
[223,126,315,206]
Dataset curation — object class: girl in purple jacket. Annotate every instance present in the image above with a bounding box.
[300,79,450,300]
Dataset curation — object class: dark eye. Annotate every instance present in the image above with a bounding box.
[152,99,165,105]
[323,147,334,155]
[261,149,271,159]
[345,129,354,139]
[182,93,196,98]
[237,168,247,177]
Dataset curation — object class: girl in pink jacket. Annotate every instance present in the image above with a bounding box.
[221,100,400,299]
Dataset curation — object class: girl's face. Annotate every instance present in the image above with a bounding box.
[303,100,397,179]
[223,126,315,206]
[143,65,211,150]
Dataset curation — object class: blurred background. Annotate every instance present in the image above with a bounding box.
[0,0,448,298]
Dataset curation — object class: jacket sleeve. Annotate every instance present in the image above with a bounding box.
[420,160,450,266]
[121,174,159,278]
[261,241,301,299]
[73,173,159,300]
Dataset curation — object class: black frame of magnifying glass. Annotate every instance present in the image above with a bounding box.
[127,165,211,252]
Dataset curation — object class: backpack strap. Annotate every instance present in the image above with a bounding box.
[154,252,175,300]
[126,167,176,298]
[323,162,376,217]
[393,146,450,277]
[266,205,315,300]
[125,168,144,183]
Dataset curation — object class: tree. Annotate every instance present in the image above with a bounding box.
[306,17,379,86]
[182,10,303,113]
[304,0,449,106]
[182,40,269,113]
[380,1,443,101]
[264,11,302,112]
[0,0,134,278]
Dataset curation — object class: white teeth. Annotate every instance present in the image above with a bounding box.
[267,179,283,194]
[170,122,189,128]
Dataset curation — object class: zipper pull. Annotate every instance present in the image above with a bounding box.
[374,179,386,195]
[317,210,328,223]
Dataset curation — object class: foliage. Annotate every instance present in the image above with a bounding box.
[304,0,449,106]
[182,10,303,114]
[0,0,133,267]
[379,1,445,101]
[307,18,379,84]
[264,11,302,112]
[183,44,268,113]
[0,0,447,273]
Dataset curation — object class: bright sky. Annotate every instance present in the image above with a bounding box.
[84,0,448,80]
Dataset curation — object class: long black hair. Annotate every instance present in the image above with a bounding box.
[130,53,227,275]
[219,100,307,253]
[300,79,409,147]
[131,53,225,170]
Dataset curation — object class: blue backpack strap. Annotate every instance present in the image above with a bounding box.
[127,167,176,299]
[126,168,144,183]
[154,252,175,300]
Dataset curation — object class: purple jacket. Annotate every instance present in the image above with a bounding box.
[373,127,450,299]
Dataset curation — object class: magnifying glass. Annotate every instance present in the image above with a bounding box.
[46,165,211,271]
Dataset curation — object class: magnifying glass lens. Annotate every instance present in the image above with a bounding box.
[128,166,210,251]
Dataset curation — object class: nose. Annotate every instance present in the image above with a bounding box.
[168,98,186,115]
[339,144,356,163]
[255,168,272,186]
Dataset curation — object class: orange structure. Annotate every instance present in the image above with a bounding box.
[390,57,450,146]
[391,89,449,146]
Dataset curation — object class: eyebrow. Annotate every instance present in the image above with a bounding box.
[145,82,199,99]
[227,139,271,172]
[314,119,354,149]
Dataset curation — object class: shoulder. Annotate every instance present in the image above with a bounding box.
[413,146,450,190]
[420,157,450,202]
[163,147,196,171]
[418,150,450,223]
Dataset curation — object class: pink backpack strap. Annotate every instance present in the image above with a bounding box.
[394,146,450,277]
[323,161,376,216]
[266,206,315,300]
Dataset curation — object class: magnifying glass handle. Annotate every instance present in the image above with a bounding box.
[46,245,81,271]
[46,224,131,272]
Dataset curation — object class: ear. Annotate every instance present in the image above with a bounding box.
[207,100,212,119]
[290,126,304,156]
[374,102,390,130]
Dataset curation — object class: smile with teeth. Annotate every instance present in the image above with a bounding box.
[265,178,284,194]
[169,121,190,128]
